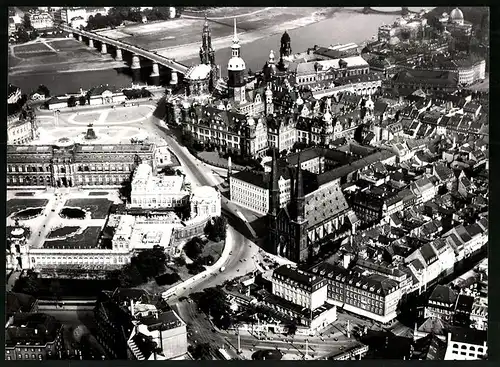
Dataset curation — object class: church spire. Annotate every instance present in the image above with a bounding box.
[295,153,305,221]
[233,18,239,43]
[200,14,215,65]
[269,148,280,215]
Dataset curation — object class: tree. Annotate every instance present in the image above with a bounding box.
[37,84,50,98]
[67,96,77,107]
[23,14,32,29]
[206,216,227,242]
[118,263,144,287]
[181,131,195,149]
[133,245,167,280]
[184,237,204,259]
[286,320,298,336]
[79,96,86,106]
[15,27,30,43]
[189,343,212,360]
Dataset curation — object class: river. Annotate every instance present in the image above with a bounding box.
[9,9,419,95]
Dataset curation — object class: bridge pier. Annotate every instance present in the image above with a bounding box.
[78,35,83,42]
[151,62,160,77]
[115,48,123,61]
[170,70,178,85]
[89,39,94,48]
[101,43,107,54]
[68,32,73,38]
[131,55,141,69]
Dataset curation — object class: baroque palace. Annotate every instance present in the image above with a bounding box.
[165,17,380,159]
[7,142,156,188]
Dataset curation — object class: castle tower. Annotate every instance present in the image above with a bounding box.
[265,85,274,115]
[227,18,246,104]
[267,149,280,254]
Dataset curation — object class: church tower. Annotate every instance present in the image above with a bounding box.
[227,18,246,104]
[267,149,280,254]
[278,30,292,71]
[291,156,309,263]
[199,15,218,92]
[199,15,215,65]
[280,30,292,58]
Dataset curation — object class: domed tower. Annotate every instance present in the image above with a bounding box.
[449,7,464,25]
[265,85,274,115]
[227,18,247,104]
[263,50,279,81]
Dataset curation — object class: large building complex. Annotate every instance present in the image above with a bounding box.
[95,288,188,360]
[5,314,64,360]
[7,143,156,188]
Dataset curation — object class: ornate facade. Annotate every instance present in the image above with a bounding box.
[267,151,358,263]
[7,143,156,188]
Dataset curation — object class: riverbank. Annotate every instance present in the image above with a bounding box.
[157,7,342,62]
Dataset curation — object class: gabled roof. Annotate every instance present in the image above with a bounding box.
[428,285,457,305]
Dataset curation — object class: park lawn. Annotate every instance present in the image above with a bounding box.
[7,198,49,217]
[15,43,52,54]
[88,192,109,196]
[47,226,81,239]
[43,226,102,248]
[50,39,86,51]
[64,198,113,219]
[71,112,101,123]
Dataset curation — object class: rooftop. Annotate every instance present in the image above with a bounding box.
[273,264,323,288]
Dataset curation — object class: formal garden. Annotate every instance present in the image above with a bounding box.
[43,226,103,249]
[7,198,49,217]
[63,198,113,219]
[46,226,81,239]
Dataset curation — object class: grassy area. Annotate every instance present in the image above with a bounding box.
[7,198,49,217]
[64,198,113,219]
[89,192,109,196]
[47,226,81,239]
[15,192,36,197]
[43,226,102,248]
[14,43,52,54]
[50,39,85,51]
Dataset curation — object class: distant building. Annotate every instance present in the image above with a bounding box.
[444,327,487,360]
[57,7,109,24]
[389,70,459,93]
[8,84,21,105]
[5,313,63,360]
[272,264,328,310]
[292,56,370,87]
[311,262,401,324]
[30,12,54,30]
[95,288,188,360]
[87,85,126,106]
[423,285,457,321]
[130,163,189,209]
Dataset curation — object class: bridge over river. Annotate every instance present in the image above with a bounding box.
[59,24,189,84]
